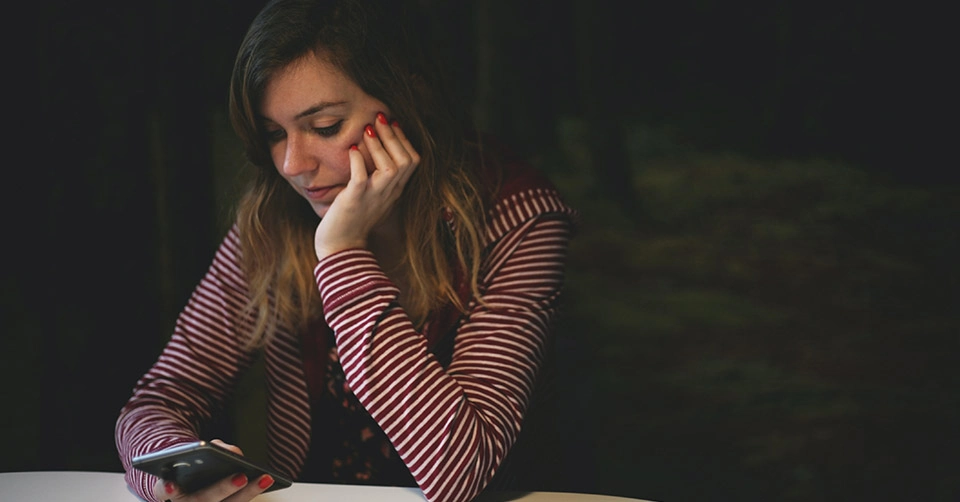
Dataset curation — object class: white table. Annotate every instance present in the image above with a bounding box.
[0,471,652,502]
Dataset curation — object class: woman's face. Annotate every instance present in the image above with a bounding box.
[259,52,388,218]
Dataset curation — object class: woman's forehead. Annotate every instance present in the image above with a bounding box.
[259,53,360,120]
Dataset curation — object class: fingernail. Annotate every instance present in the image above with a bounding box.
[391,120,400,128]
[258,475,275,490]
[232,473,248,487]
[376,112,388,125]
[350,144,359,151]
[365,125,377,138]
[164,481,175,494]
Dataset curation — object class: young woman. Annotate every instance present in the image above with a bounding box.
[115,1,577,501]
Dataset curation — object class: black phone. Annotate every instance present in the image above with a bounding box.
[131,441,293,494]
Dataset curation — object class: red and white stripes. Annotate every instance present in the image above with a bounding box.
[115,186,575,502]
[314,208,571,502]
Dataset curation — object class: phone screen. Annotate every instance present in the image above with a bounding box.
[131,441,293,494]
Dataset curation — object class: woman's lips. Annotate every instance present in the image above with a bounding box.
[304,184,339,202]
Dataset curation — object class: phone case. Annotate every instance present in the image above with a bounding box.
[131,441,293,494]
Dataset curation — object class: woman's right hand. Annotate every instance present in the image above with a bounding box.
[151,439,275,502]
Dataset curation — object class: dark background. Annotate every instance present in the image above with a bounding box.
[3,1,958,501]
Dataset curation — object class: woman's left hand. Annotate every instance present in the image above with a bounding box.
[313,113,420,261]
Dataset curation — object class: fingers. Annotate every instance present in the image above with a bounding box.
[210,439,243,456]
[363,113,420,177]
[153,478,176,501]
[388,119,420,185]
[379,113,419,168]
[223,474,276,502]
[347,143,368,187]
[153,474,244,501]
[152,472,274,501]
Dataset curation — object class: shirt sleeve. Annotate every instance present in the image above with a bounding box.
[313,213,573,502]
[114,228,255,502]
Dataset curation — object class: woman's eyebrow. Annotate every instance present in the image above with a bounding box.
[295,100,347,119]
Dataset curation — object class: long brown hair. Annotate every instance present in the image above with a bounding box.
[228,0,490,346]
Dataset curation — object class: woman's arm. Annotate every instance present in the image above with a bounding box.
[115,228,256,502]
[314,213,572,502]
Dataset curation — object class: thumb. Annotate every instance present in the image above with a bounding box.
[210,439,244,456]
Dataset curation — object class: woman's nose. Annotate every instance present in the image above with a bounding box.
[280,134,317,177]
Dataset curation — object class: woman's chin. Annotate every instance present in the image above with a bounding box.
[310,202,331,219]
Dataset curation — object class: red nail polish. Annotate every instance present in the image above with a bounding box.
[232,473,247,487]
[258,475,275,490]
[376,112,388,125]
[164,481,174,494]
[391,120,400,128]
[365,125,377,137]
[350,144,358,151]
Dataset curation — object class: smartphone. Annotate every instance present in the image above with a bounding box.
[131,441,293,494]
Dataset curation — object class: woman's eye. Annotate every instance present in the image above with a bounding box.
[313,121,343,138]
[265,129,285,143]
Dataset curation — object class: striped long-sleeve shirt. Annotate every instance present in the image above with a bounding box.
[115,163,576,502]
